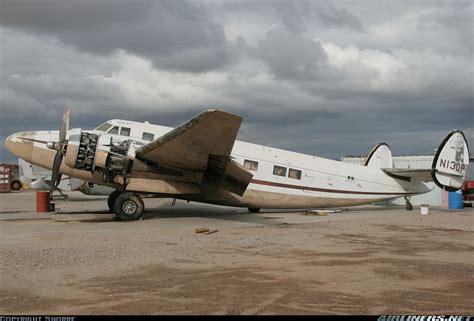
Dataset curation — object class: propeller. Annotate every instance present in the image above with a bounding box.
[48,110,70,195]
[18,110,71,195]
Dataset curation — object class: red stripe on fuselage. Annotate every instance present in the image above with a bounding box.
[250,179,407,196]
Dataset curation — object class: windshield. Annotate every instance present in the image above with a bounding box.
[95,122,113,132]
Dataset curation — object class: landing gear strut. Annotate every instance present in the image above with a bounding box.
[404,196,413,211]
[113,192,145,221]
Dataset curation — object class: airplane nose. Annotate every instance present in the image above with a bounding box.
[4,131,36,161]
[4,133,19,154]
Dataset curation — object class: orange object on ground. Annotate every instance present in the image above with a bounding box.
[36,191,51,212]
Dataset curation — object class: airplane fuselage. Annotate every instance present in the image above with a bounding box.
[5,119,430,209]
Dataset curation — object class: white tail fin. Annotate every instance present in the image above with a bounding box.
[432,130,470,191]
[365,143,393,168]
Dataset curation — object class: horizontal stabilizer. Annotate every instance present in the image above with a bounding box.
[383,130,470,191]
[383,168,432,182]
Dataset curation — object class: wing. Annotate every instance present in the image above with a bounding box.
[136,109,241,171]
[135,109,253,196]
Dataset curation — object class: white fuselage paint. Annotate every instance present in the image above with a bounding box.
[5,119,431,209]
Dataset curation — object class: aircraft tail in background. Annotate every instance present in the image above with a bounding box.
[382,130,470,192]
[431,130,470,192]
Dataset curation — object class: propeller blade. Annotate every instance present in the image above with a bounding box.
[56,173,63,187]
[50,152,63,195]
[59,109,70,143]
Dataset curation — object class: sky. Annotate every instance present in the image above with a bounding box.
[0,0,473,163]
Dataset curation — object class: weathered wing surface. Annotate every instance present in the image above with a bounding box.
[135,109,253,196]
[136,109,241,171]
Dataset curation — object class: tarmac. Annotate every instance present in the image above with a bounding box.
[0,190,473,315]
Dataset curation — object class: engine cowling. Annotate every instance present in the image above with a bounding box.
[65,129,98,171]
[64,129,131,182]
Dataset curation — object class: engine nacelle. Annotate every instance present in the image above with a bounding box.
[65,128,99,171]
[64,129,131,182]
[65,128,81,168]
[97,150,131,182]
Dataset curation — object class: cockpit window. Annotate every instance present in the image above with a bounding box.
[108,126,119,135]
[120,127,131,137]
[95,122,113,132]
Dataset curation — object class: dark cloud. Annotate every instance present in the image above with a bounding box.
[255,28,333,82]
[271,0,365,33]
[0,0,472,165]
[207,0,365,35]
[0,0,241,72]
[417,2,472,30]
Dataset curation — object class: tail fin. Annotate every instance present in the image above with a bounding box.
[365,143,393,168]
[432,130,470,192]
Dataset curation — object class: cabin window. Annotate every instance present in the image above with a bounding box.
[243,160,258,171]
[273,165,287,177]
[108,126,119,135]
[142,132,154,141]
[288,168,302,180]
[95,122,113,132]
[120,127,131,137]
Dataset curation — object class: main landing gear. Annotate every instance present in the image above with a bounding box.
[248,208,260,213]
[108,190,145,221]
[404,196,413,211]
[107,190,122,213]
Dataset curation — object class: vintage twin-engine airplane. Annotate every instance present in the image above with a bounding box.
[5,109,470,220]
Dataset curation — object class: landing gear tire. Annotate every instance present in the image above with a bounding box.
[113,192,144,221]
[11,180,21,191]
[248,208,261,213]
[107,190,123,213]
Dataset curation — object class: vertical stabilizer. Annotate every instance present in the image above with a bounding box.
[365,143,393,168]
[431,130,470,192]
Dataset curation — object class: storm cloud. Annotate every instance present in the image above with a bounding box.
[0,0,241,72]
[0,0,473,163]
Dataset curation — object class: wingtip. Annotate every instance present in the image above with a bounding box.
[203,109,241,120]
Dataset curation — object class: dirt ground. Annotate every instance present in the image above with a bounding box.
[0,191,473,315]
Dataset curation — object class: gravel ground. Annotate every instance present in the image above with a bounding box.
[0,191,473,315]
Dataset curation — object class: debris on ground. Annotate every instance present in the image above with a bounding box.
[303,209,341,216]
[195,227,218,234]
[195,227,210,233]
